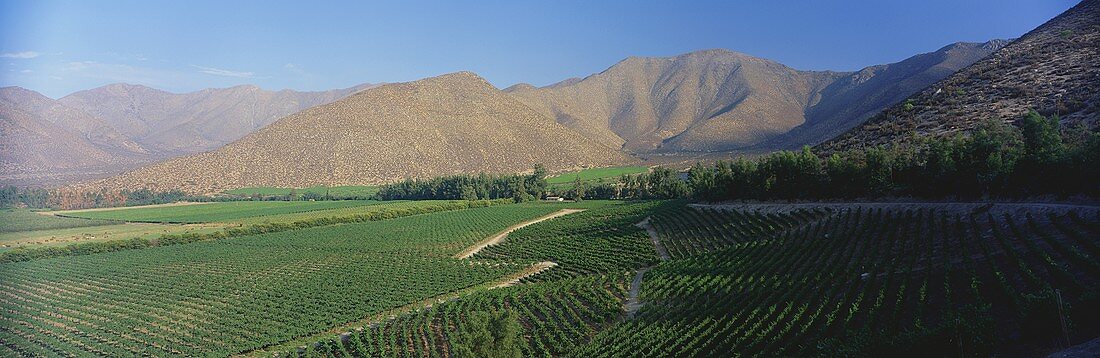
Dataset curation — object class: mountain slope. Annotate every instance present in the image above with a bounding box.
[819,0,1099,152]
[507,43,1005,153]
[0,87,159,186]
[0,87,149,157]
[761,40,1008,149]
[59,83,376,154]
[507,50,841,153]
[81,72,628,193]
[0,102,137,185]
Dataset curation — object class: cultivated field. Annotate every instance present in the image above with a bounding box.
[0,210,119,233]
[56,200,382,223]
[546,166,649,188]
[0,205,565,356]
[2,199,1097,357]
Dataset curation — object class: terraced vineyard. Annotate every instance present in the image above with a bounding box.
[58,200,382,223]
[0,205,562,356]
[574,204,1100,357]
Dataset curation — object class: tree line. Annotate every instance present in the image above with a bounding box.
[374,165,549,202]
[566,111,1098,201]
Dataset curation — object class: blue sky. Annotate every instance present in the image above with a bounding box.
[0,0,1078,98]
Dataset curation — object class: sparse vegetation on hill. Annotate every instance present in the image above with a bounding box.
[820,0,1099,152]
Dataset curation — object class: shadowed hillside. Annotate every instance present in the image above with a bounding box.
[819,0,1100,152]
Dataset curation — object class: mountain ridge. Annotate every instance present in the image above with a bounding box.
[77,71,629,194]
[507,41,1005,154]
[818,0,1099,152]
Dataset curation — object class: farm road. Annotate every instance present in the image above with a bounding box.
[455,208,584,259]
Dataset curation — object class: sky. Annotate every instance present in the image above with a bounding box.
[0,0,1080,98]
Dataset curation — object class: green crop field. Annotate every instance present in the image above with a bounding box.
[0,205,562,356]
[0,210,119,233]
[572,204,1100,357]
[225,200,451,225]
[4,200,1098,357]
[57,200,382,223]
[281,202,1100,357]
[546,166,649,186]
[225,186,379,198]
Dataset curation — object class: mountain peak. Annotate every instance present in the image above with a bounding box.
[503,83,537,92]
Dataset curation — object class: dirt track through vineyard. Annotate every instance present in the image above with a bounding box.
[624,217,670,319]
[455,209,584,259]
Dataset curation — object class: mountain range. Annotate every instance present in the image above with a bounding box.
[0,83,374,185]
[71,40,1007,194]
[507,41,1007,154]
[80,72,627,193]
[9,0,1096,193]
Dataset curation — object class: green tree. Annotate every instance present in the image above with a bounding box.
[570,176,586,201]
[453,310,522,358]
[1020,110,1065,165]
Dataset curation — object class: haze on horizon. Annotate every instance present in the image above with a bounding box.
[0,0,1078,98]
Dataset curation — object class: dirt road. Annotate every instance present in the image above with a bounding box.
[454,209,584,259]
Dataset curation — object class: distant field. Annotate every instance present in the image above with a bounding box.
[547,166,648,186]
[58,200,381,223]
[225,185,379,198]
[0,205,560,356]
[227,200,466,224]
[0,210,119,233]
[0,222,224,252]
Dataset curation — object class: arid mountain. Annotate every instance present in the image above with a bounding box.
[760,40,1009,150]
[59,82,376,154]
[0,101,139,186]
[507,50,841,153]
[0,87,157,186]
[507,42,1006,153]
[0,87,149,157]
[81,72,629,194]
[819,0,1099,152]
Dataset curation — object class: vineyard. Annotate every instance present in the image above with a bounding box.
[573,203,1100,356]
[2,200,1098,357]
[473,201,669,282]
[0,205,563,356]
[283,275,630,358]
